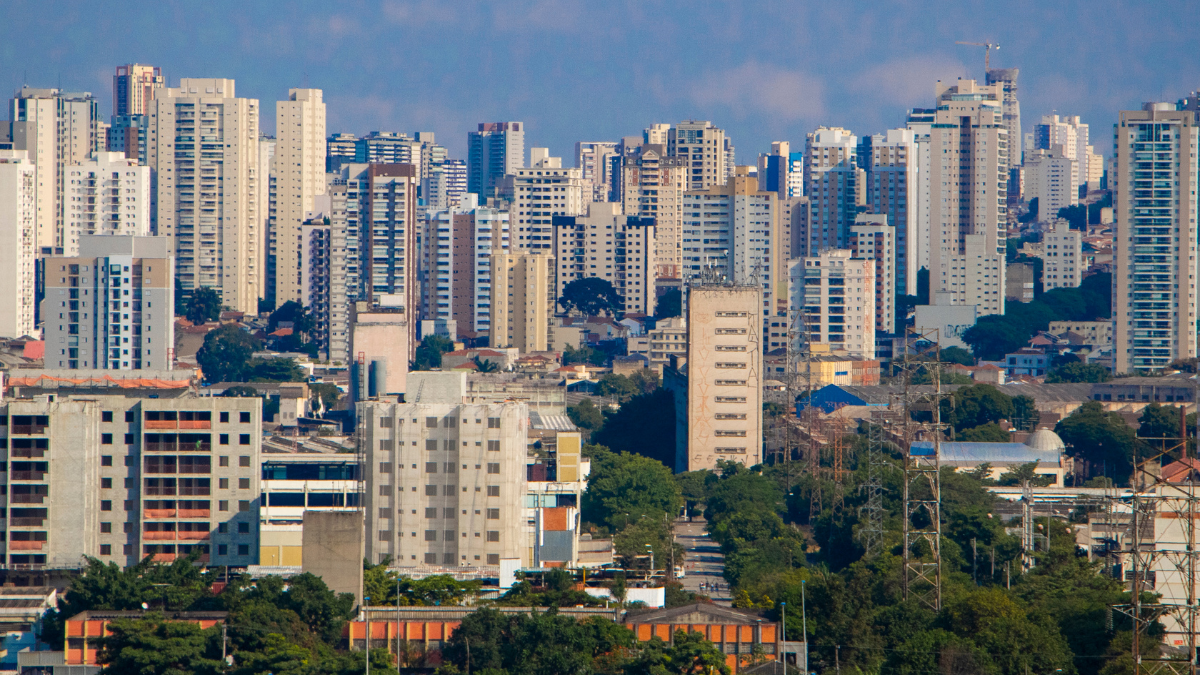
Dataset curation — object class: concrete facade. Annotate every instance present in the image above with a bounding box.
[1024,145,1077,220]
[0,151,37,338]
[788,251,876,360]
[358,373,529,567]
[62,152,150,255]
[42,235,174,370]
[301,511,364,604]
[421,204,510,339]
[676,284,763,472]
[621,144,686,280]
[1042,219,1083,290]
[850,214,896,335]
[668,121,729,191]
[511,150,585,252]
[862,128,918,296]
[350,300,410,401]
[270,88,327,308]
[801,127,859,255]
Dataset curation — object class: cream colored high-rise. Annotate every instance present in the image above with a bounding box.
[928,80,1008,314]
[113,64,164,117]
[668,121,729,191]
[675,283,762,472]
[1113,103,1200,373]
[9,87,100,252]
[512,150,584,252]
[490,252,554,353]
[621,144,685,280]
[272,89,326,307]
[148,78,261,314]
[0,151,37,338]
[63,152,151,255]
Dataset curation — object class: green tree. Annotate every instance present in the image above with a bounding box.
[939,346,976,366]
[654,289,682,320]
[562,343,608,366]
[582,446,682,533]
[473,356,500,373]
[613,516,682,571]
[309,382,341,411]
[1019,196,1040,224]
[1057,204,1087,230]
[196,324,261,383]
[96,615,222,675]
[440,608,636,675]
[566,398,605,431]
[944,384,1015,433]
[1055,400,1138,484]
[412,335,455,370]
[625,630,731,675]
[558,277,623,317]
[627,368,661,394]
[592,388,676,467]
[1046,362,1112,383]
[185,286,222,326]
[595,373,641,401]
[958,422,1011,442]
[249,357,307,382]
[268,301,316,339]
[1012,394,1040,431]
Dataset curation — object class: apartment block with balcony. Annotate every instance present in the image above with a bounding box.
[0,395,261,570]
[552,202,656,317]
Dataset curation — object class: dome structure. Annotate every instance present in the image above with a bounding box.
[1024,428,1065,453]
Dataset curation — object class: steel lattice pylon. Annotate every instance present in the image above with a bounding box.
[900,328,946,612]
[1110,402,1199,675]
[857,409,889,557]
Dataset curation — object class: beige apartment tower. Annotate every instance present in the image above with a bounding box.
[113,64,164,117]
[271,88,327,307]
[668,121,730,191]
[674,283,763,472]
[1113,103,1200,373]
[490,252,554,353]
[552,202,657,317]
[0,151,37,338]
[148,78,261,314]
[621,144,685,280]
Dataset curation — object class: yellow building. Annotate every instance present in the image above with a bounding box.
[490,252,555,353]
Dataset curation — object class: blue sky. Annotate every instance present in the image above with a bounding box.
[3,0,1198,163]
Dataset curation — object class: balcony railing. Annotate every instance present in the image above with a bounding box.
[9,541,45,550]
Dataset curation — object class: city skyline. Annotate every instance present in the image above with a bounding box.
[3,0,1199,162]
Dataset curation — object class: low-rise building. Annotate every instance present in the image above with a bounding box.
[1005,348,1050,378]
[259,435,359,567]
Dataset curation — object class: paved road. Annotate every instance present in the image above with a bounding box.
[673,516,731,605]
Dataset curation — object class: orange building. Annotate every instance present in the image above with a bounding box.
[64,610,227,666]
[345,603,779,673]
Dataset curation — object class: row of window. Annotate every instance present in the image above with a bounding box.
[381,529,502,542]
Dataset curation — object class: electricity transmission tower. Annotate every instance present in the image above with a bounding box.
[900,328,946,612]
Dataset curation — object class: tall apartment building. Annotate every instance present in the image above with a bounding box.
[620,144,686,280]
[147,78,261,314]
[300,215,331,358]
[62,152,150,255]
[323,164,419,363]
[681,167,781,329]
[511,149,585,252]
[1024,145,1077,220]
[422,202,510,339]
[1113,103,1200,373]
[575,142,618,203]
[861,129,918,297]
[468,122,524,198]
[423,158,467,212]
[668,121,729,191]
[41,235,174,370]
[107,115,150,165]
[906,108,936,279]
[644,123,671,146]
[0,395,261,569]
[113,65,164,117]
[490,252,554,353]
[928,80,1008,315]
[1042,219,1082,291]
[359,372,528,566]
[985,68,1021,169]
[788,250,876,359]
[0,150,36,338]
[849,215,895,335]
[9,87,101,253]
[787,152,805,198]
[269,89,326,309]
[1032,114,1104,193]
[801,127,859,255]
[757,141,791,201]
[552,202,656,316]
[326,132,357,172]
[672,283,762,472]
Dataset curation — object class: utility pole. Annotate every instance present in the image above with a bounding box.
[364,596,370,675]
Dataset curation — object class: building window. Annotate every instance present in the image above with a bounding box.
[239,478,250,489]
[238,544,249,556]
[486,531,500,542]
[102,411,113,423]
[487,485,500,497]
[219,500,229,511]
[219,434,229,445]
[219,456,229,467]
[220,412,229,423]
[101,433,113,445]
[424,530,437,541]
[238,522,250,534]
[240,412,251,423]
[100,522,112,533]
[218,544,228,556]
[100,544,112,555]
[219,478,228,489]
[239,500,250,512]
[487,554,500,565]
[487,508,500,519]
[487,463,500,474]
[487,440,500,452]
[100,500,112,511]
[488,417,500,428]
[240,456,251,467]
[101,456,112,467]
[239,435,250,446]
[425,508,437,519]
[101,478,112,489]
[425,462,438,473]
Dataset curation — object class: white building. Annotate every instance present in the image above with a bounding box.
[552,202,656,316]
[621,144,686,281]
[905,108,936,280]
[1024,145,1078,219]
[0,151,36,338]
[682,167,781,333]
[850,214,896,335]
[63,152,150,255]
[511,149,585,252]
[668,121,730,190]
[271,88,327,308]
[358,371,530,566]
[801,127,859,255]
[1042,219,1083,290]
[788,250,875,359]
[863,129,919,297]
[1033,114,1103,193]
[8,87,101,253]
[1113,103,1200,373]
[148,78,262,314]
[928,80,1009,315]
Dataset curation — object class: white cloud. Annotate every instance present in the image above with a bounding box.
[690,60,824,122]
[850,55,969,108]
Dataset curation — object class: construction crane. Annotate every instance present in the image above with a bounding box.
[956,41,999,71]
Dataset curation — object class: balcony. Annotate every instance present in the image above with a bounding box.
[143,508,176,518]
[145,420,178,430]
[177,509,211,519]
[9,541,45,551]
[144,531,176,541]
[10,471,46,482]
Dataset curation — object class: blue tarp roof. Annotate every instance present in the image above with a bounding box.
[910,441,1062,466]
